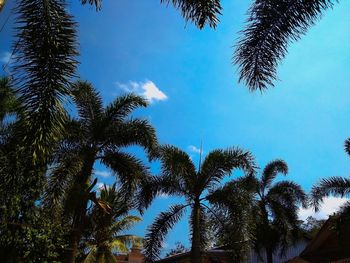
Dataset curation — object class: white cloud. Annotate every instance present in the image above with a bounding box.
[298,197,349,221]
[1,51,11,64]
[116,80,168,103]
[188,145,201,154]
[94,170,112,178]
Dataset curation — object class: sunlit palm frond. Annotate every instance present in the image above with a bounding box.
[144,204,187,262]
[235,0,332,91]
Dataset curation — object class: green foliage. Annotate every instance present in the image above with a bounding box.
[82,184,142,263]
[43,80,156,262]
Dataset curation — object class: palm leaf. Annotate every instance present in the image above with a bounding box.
[160,0,222,29]
[261,159,288,191]
[111,216,142,233]
[104,93,148,123]
[144,204,187,261]
[235,0,333,91]
[70,80,103,129]
[105,119,158,159]
[200,147,256,190]
[311,176,350,211]
[101,150,150,194]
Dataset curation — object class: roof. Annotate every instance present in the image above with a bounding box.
[300,215,350,263]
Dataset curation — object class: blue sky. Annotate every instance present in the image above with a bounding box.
[1,0,350,254]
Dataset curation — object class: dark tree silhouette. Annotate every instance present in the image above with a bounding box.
[235,0,334,91]
[143,145,256,263]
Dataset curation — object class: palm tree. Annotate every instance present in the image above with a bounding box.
[206,176,257,262]
[143,145,256,263]
[235,0,334,91]
[311,138,350,211]
[83,184,142,263]
[250,160,307,263]
[44,80,157,263]
[14,0,78,163]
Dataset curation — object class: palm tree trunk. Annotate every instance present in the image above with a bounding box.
[266,247,273,263]
[64,154,95,263]
[190,200,202,263]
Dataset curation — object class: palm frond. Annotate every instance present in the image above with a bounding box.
[109,239,129,253]
[144,204,186,262]
[235,0,332,91]
[43,154,82,210]
[200,147,256,190]
[70,80,103,128]
[81,0,102,10]
[161,0,222,29]
[105,119,158,159]
[112,235,143,251]
[104,93,148,122]
[83,247,97,263]
[135,175,162,213]
[311,176,350,211]
[268,180,307,208]
[261,159,288,191]
[101,150,150,194]
[14,0,78,162]
[345,138,350,157]
[111,216,142,233]
[158,144,196,183]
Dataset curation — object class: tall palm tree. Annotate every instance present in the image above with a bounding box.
[143,145,256,263]
[311,138,350,211]
[83,184,142,263]
[44,80,157,263]
[14,0,78,163]
[235,0,334,91]
[250,160,307,263]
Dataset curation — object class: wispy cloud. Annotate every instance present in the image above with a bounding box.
[95,170,112,178]
[116,80,168,103]
[188,145,202,154]
[1,51,11,64]
[298,196,349,221]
